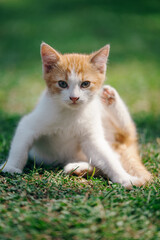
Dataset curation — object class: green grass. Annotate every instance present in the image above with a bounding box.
[0,0,160,239]
[0,169,160,240]
[0,129,160,239]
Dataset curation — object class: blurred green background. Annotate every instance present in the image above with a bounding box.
[0,0,160,115]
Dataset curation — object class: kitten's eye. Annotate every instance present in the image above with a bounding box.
[58,80,68,88]
[81,81,90,88]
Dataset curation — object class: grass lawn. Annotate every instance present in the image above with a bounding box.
[0,0,160,239]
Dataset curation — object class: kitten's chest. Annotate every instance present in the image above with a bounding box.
[47,114,84,157]
[53,112,87,137]
[45,97,103,137]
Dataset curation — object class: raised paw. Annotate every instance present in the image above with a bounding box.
[101,85,116,105]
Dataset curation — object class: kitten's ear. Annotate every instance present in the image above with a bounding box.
[41,42,61,73]
[90,45,110,73]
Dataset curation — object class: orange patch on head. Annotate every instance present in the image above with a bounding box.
[59,54,106,92]
[41,43,109,94]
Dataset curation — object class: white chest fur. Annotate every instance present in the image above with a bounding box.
[29,92,104,165]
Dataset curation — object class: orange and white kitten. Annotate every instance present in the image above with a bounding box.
[1,43,151,189]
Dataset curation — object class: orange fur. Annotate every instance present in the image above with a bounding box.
[41,43,106,94]
[111,123,152,182]
[48,54,105,94]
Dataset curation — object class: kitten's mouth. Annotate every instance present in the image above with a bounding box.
[71,102,77,105]
[68,101,82,108]
[65,99,84,108]
[70,102,79,106]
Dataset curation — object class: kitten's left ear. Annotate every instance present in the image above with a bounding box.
[90,44,110,74]
[41,42,61,73]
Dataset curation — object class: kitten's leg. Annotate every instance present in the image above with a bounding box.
[80,128,144,189]
[1,114,44,174]
[101,85,135,134]
[101,85,152,183]
[118,144,152,182]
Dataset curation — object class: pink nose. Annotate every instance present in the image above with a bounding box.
[70,97,79,103]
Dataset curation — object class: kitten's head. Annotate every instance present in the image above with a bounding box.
[41,42,110,109]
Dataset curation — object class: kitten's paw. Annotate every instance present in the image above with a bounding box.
[0,163,22,174]
[64,162,93,176]
[112,174,146,189]
[121,176,145,190]
[101,85,116,105]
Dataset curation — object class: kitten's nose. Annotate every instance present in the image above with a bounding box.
[70,97,79,103]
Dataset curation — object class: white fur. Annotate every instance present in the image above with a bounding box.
[64,162,93,175]
[57,69,95,107]
[1,82,140,188]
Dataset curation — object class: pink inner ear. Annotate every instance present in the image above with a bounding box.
[44,62,53,73]
[41,43,61,73]
[95,55,107,73]
[42,55,56,73]
[90,45,110,73]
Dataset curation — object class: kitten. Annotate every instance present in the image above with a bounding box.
[1,42,151,189]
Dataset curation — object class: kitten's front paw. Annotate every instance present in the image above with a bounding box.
[112,174,146,189]
[101,85,116,105]
[121,176,145,190]
[0,163,22,174]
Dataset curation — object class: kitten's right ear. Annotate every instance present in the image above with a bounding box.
[41,42,61,73]
[90,44,110,74]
